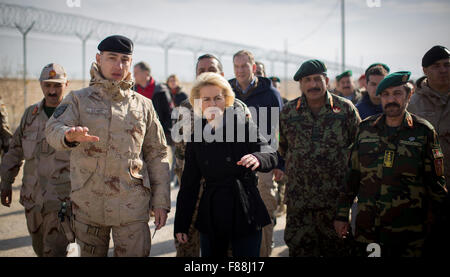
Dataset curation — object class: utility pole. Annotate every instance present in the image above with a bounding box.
[341,0,346,72]
[15,21,35,109]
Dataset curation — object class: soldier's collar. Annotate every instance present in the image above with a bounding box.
[31,99,46,115]
[372,111,413,129]
[296,91,333,111]
[89,62,134,101]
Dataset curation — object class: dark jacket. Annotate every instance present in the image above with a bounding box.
[174,108,277,239]
[355,93,382,120]
[170,86,188,107]
[229,76,284,170]
[151,82,173,142]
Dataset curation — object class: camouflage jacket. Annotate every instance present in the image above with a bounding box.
[45,63,170,226]
[0,98,12,154]
[0,100,71,213]
[279,91,361,210]
[408,83,450,181]
[336,112,448,245]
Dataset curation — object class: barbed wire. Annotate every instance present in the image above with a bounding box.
[0,2,363,74]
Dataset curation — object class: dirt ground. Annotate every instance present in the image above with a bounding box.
[0,173,289,257]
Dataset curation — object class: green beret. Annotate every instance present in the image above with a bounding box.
[269,76,280,83]
[365,63,390,75]
[336,70,352,82]
[293,59,327,81]
[376,71,411,95]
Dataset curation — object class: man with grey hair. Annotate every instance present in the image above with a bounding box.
[230,49,284,257]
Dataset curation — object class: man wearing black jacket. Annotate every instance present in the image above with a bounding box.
[229,50,284,257]
[133,62,173,145]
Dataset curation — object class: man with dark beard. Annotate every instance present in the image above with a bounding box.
[335,71,447,257]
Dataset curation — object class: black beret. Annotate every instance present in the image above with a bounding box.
[376,71,411,95]
[422,45,449,67]
[365,63,390,75]
[98,35,134,55]
[293,59,327,81]
[336,70,352,82]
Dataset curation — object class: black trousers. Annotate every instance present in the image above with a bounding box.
[199,230,262,257]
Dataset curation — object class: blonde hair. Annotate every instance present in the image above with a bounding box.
[190,72,235,109]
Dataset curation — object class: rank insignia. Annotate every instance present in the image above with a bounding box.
[332,106,341,113]
[432,148,444,159]
[434,158,444,176]
[402,74,408,82]
[49,70,56,78]
[296,98,301,111]
[32,105,38,115]
[383,150,394,168]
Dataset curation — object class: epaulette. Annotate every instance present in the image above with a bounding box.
[410,113,436,132]
[361,113,382,127]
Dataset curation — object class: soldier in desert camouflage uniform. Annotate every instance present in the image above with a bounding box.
[1,63,71,257]
[45,35,170,257]
[0,98,12,155]
[172,54,250,257]
[334,71,448,257]
[279,59,361,257]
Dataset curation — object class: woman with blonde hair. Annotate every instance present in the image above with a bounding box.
[174,72,277,257]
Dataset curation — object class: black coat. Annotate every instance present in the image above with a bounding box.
[174,109,277,239]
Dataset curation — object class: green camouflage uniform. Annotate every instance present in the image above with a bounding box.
[173,98,250,257]
[336,112,448,257]
[279,91,361,257]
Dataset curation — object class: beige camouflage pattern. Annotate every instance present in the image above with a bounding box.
[408,83,450,181]
[0,100,71,212]
[0,98,12,154]
[0,100,71,256]
[45,63,170,227]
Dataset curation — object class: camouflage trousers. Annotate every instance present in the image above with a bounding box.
[174,185,202,257]
[72,217,150,257]
[257,171,278,257]
[25,206,69,257]
[284,206,351,257]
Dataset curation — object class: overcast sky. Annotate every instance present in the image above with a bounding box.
[0,0,449,81]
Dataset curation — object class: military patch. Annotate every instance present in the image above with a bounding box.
[49,70,56,78]
[432,148,444,159]
[408,137,415,141]
[296,98,301,111]
[383,150,394,167]
[32,105,38,115]
[332,106,341,113]
[53,104,68,118]
[434,158,444,176]
[402,74,408,83]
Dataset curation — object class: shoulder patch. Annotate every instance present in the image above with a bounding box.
[53,104,68,118]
